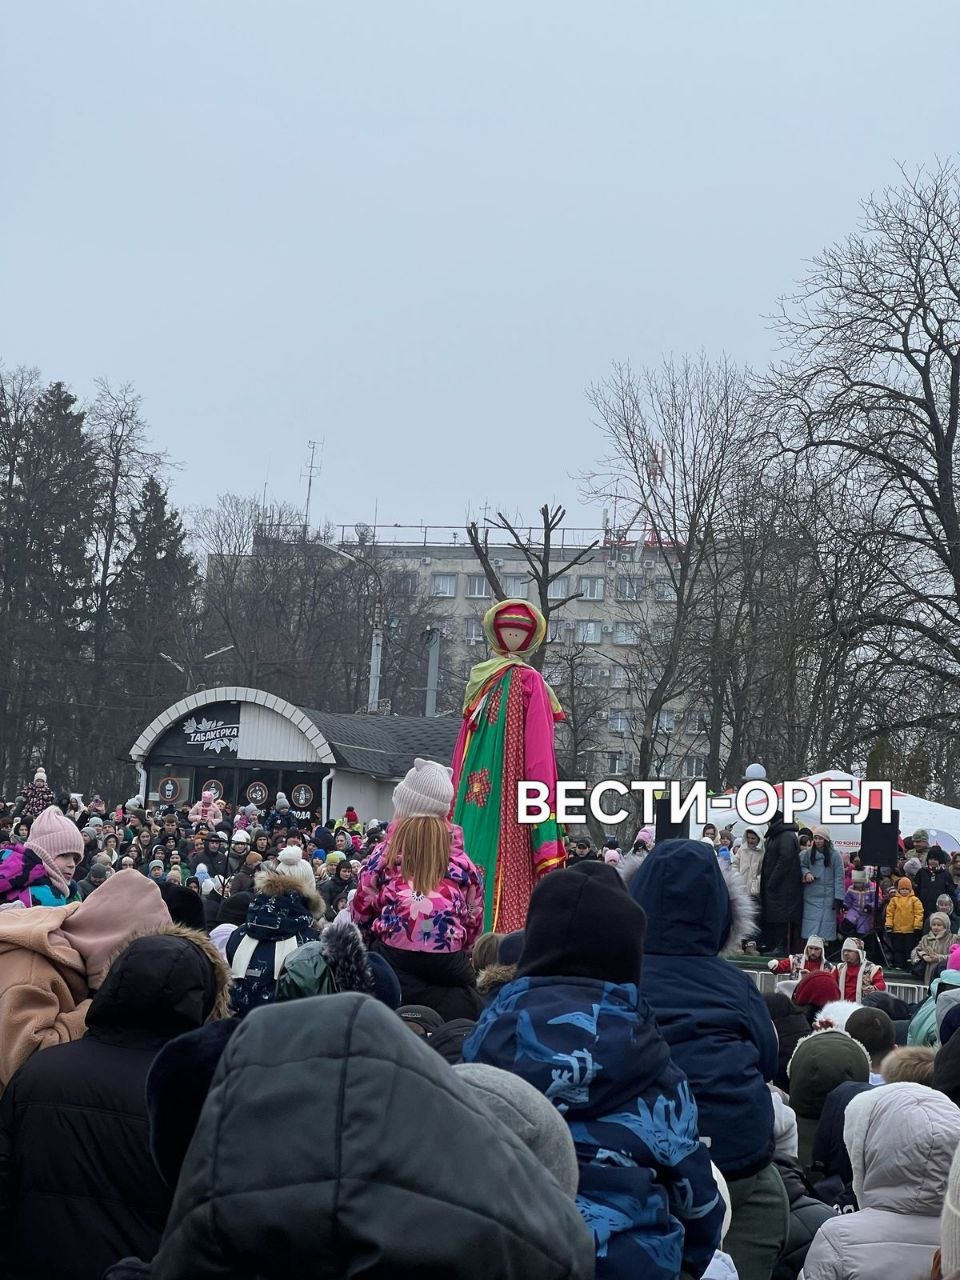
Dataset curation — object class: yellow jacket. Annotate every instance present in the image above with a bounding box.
[885,892,923,934]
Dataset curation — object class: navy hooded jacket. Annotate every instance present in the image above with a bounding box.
[463,976,723,1280]
[629,839,777,1179]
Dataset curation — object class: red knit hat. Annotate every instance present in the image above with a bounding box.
[793,969,841,1010]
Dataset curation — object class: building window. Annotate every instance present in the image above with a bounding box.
[686,708,709,734]
[578,575,605,601]
[543,661,564,684]
[431,573,457,598]
[465,617,484,642]
[616,576,644,601]
[684,755,709,779]
[503,573,528,598]
[466,574,492,599]
[546,576,569,600]
[654,577,677,603]
[547,616,565,641]
[610,665,629,688]
[575,619,601,644]
[580,664,600,686]
[607,751,630,774]
[609,708,630,732]
[659,754,677,777]
[613,622,641,646]
[652,622,671,644]
[389,571,418,595]
[657,709,676,732]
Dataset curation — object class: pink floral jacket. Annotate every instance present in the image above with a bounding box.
[350,824,484,953]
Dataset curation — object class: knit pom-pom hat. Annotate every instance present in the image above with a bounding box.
[33,767,47,784]
[392,758,454,819]
[277,846,315,894]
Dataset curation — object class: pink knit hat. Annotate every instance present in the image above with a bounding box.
[28,805,84,861]
[948,944,960,972]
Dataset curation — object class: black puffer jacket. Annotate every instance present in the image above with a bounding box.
[761,817,803,925]
[0,927,229,1280]
[771,1156,837,1280]
[139,993,595,1279]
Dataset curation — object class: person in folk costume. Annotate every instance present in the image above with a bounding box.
[767,935,835,981]
[836,935,886,1003]
[451,599,565,932]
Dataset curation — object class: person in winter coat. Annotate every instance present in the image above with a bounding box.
[319,856,357,916]
[350,759,485,1022]
[464,862,724,1280]
[735,828,764,895]
[0,803,86,907]
[208,890,251,958]
[840,869,876,939]
[885,878,924,969]
[834,937,885,1003]
[767,1091,838,1280]
[0,927,229,1280]
[787,1030,871,1173]
[914,847,954,923]
[187,789,224,830]
[264,792,296,834]
[76,861,110,900]
[0,869,171,1090]
[628,839,785,1280]
[105,993,595,1280]
[225,850,323,1018]
[941,1143,960,1280]
[909,910,955,986]
[799,1083,960,1280]
[18,767,56,822]
[907,968,960,1046]
[764,993,814,1091]
[761,811,803,954]
[800,829,845,944]
[807,1079,873,1211]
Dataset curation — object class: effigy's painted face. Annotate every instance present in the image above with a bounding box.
[499,625,531,653]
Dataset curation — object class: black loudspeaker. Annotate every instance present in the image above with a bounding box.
[654,796,690,844]
[859,806,899,866]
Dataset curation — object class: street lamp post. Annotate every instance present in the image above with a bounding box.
[318,543,385,715]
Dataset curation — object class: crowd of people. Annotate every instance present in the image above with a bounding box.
[2,765,960,1279]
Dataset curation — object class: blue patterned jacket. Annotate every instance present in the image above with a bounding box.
[463,976,724,1280]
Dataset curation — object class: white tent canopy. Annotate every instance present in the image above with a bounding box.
[705,769,960,856]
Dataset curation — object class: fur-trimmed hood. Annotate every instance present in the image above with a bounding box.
[317,919,374,996]
[476,962,517,997]
[629,838,757,956]
[251,869,323,918]
[89,921,232,1035]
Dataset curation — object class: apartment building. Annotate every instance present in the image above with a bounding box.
[345,530,710,782]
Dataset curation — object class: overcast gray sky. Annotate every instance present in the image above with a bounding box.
[3,2,959,537]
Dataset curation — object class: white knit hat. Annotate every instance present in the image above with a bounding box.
[392,758,454,819]
[33,766,47,784]
[276,846,316,894]
[943,1140,960,1275]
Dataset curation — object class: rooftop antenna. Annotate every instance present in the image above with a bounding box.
[261,457,271,515]
[302,439,322,539]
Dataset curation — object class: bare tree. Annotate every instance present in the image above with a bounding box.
[586,355,756,780]
[769,162,960,716]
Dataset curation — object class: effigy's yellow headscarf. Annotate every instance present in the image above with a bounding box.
[462,599,561,715]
